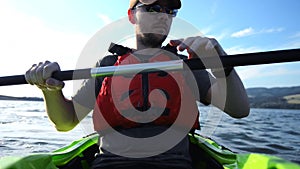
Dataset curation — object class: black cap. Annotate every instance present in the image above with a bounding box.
[129,0,181,9]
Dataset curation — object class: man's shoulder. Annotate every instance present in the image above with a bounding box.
[98,55,118,67]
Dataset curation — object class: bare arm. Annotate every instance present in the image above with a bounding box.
[207,69,250,118]
[41,90,78,131]
[170,37,250,118]
[25,61,91,131]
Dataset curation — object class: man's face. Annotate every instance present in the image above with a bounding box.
[134,2,175,47]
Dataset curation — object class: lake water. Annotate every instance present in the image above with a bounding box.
[0,100,299,164]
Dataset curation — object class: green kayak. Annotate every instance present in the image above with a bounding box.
[0,132,299,169]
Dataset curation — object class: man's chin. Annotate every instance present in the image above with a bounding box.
[139,33,167,48]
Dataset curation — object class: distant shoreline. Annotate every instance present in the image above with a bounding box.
[0,95,43,102]
[1,86,300,109]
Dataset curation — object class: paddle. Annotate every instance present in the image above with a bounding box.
[0,48,299,86]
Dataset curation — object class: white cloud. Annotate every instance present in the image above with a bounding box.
[208,31,229,42]
[237,63,300,82]
[237,66,264,81]
[231,27,254,38]
[231,27,284,38]
[198,27,212,35]
[227,45,300,86]
[281,40,300,50]
[97,13,113,25]
[263,27,284,33]
[225,46,262,55]
[224,45,291,82]
[282,32,300,49]
[224,46,264,81]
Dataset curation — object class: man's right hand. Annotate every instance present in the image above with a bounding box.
[25,61,64,91]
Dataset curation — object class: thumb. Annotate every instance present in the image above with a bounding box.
[45,78,65,91]
[169,39,183,47]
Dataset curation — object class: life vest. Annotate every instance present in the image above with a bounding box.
[93,47,200,132]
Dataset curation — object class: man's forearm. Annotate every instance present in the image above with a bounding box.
[42,90,78,131]
[211,69,250,118]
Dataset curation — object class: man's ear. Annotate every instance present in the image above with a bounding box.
[128,9,136,24]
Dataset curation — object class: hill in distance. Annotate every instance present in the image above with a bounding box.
[246,86,300,109]
[0,95,43,101]
[1,86,300,109]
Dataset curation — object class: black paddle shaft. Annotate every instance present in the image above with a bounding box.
[0,48,299,86]
[185,48,300,69]
[0,69,91,86]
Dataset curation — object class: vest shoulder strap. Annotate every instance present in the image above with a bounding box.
[109,43,132,56]
[108,42,188,60]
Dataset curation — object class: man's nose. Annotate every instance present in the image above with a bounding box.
[156,12,170,20]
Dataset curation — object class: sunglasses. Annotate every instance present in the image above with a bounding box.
[135,4,178,17]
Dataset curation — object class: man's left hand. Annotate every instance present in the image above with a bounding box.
[169,36,226,59]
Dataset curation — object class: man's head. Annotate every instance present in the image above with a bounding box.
[128,0,182,48]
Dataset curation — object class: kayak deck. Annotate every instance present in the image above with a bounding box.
[0,133,299,169]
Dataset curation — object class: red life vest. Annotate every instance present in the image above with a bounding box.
[93,52,200,132]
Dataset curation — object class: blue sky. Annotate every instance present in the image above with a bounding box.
[0,0,300,97]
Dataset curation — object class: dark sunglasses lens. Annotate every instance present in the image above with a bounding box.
[143,5,177,17]
[148,5,162,12]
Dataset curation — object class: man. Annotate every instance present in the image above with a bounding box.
[25,0,250,168]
